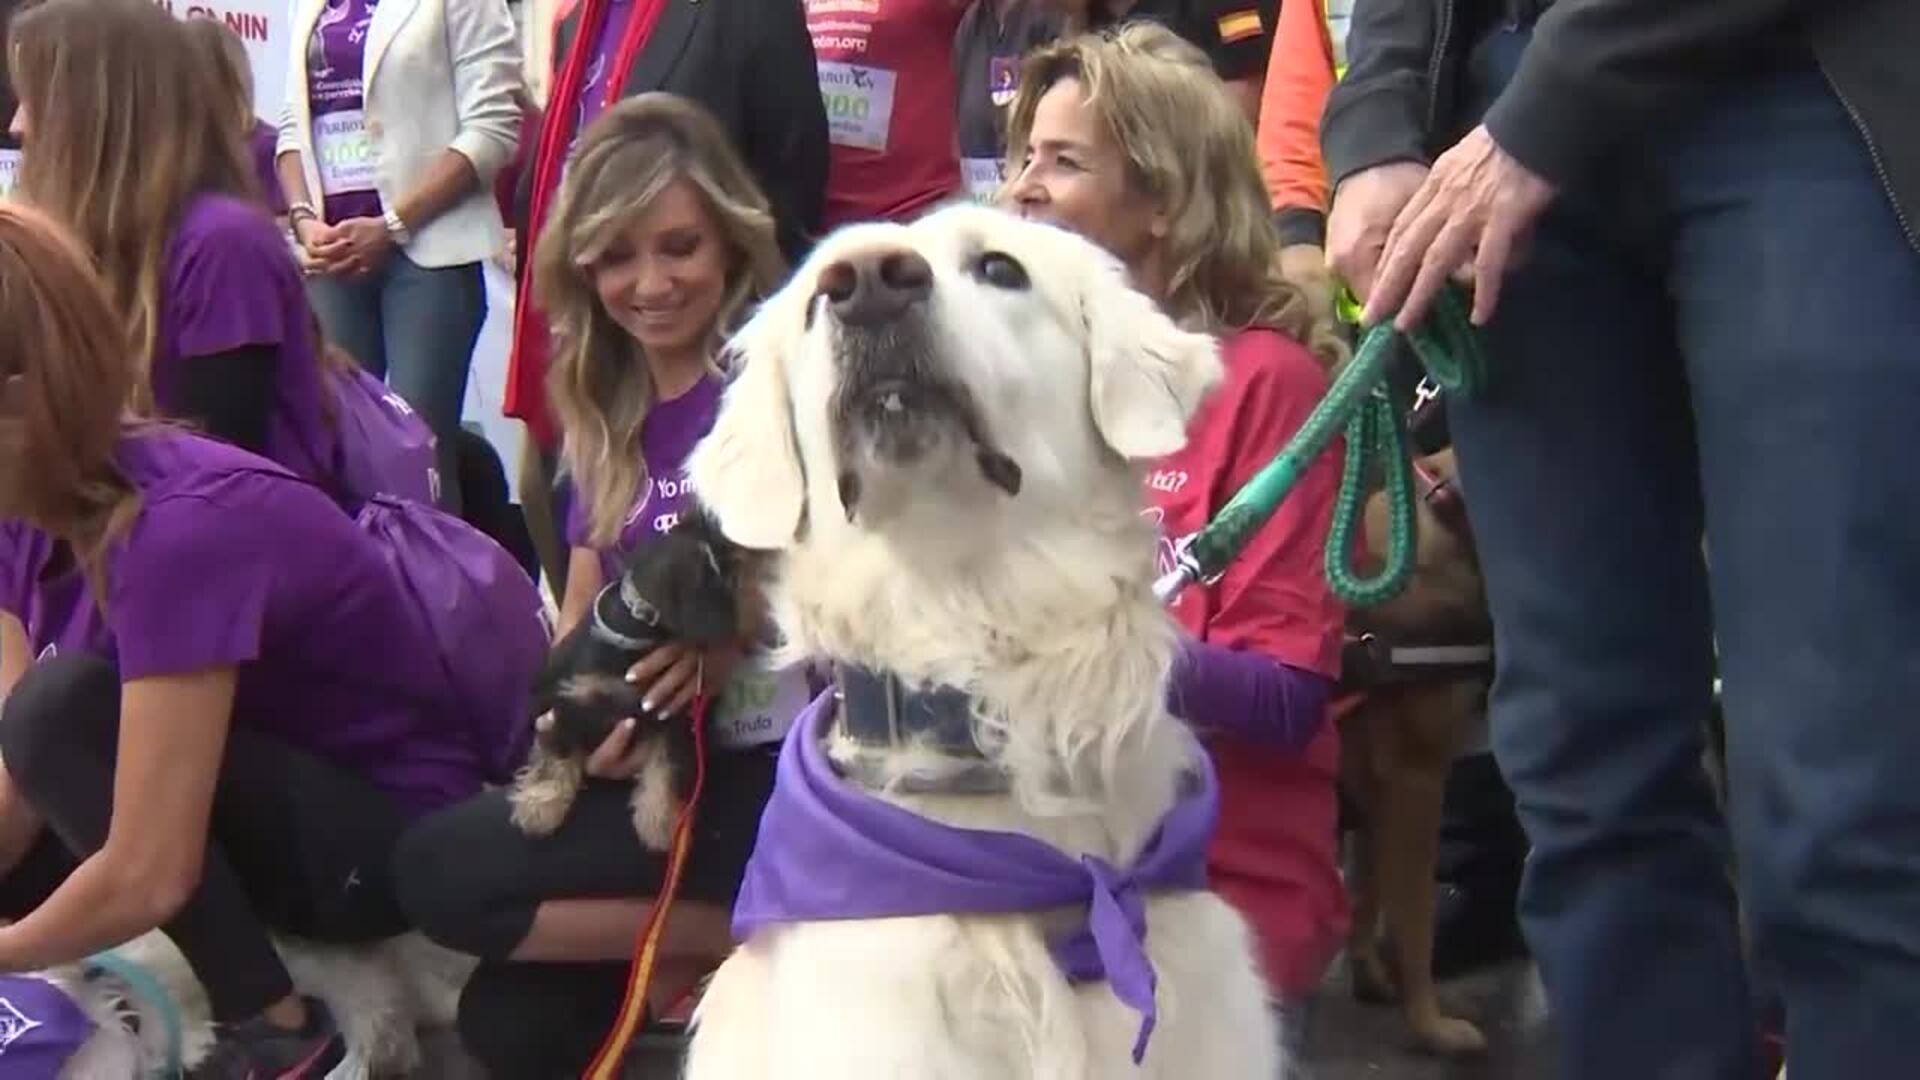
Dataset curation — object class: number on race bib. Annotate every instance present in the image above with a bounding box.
[817,62,898,153]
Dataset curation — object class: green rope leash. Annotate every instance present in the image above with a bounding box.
[1152,285,1488,608]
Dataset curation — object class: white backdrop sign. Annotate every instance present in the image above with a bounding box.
[155,0,294,120]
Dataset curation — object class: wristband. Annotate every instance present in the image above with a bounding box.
[383,207,413,247]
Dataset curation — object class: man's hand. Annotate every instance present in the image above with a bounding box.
[1364,125,1556,331]
[1327,161,1431,305]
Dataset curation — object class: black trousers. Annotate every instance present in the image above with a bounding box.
[0,655,409,1020]
[394,748,776,1077]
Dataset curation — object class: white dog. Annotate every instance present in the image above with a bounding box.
[682,205,1280,1079]
[34,931,468,1078]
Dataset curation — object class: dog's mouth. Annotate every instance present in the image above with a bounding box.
[828,332,1022,521]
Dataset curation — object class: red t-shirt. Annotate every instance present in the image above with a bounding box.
[806,0,965,227]
[1144,326,1349,1000]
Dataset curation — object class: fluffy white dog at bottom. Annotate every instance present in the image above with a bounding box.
[682,205,1279,1079]
[39,931,468,1078]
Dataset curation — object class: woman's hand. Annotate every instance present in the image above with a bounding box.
[309,216,393,278]
[292,217,341,274]
[623,643,742,721]
[578,717,650,780]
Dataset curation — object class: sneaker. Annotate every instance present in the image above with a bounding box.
[187,996,346,1080]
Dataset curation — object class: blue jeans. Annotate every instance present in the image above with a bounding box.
[1460,27,1920,1080]
[307,252,485,513]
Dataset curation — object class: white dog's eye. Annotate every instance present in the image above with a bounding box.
[971,251,1030,291]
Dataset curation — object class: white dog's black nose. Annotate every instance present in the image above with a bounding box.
[816,249,933,327]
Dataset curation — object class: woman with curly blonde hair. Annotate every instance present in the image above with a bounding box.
[1006,21,1349,1045]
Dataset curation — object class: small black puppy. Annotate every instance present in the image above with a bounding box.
[508,511,748,848]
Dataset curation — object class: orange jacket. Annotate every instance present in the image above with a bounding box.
[1255,0,1337,247]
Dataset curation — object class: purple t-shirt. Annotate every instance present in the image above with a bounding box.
[572,0,634,160]
[156,193,341,488]
[250,118,290,216]
[561,374,812,751]
[304,0,384,223]
[0,429,485,815]
[564,375,721,583]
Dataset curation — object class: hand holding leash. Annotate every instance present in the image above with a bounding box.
[624,642,740,720]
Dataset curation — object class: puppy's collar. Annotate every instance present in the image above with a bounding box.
[588,579,659,654]
[833,665,1010,795]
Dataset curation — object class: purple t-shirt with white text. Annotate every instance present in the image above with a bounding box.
[561,374,816,752]
[156,193,340,489]
[565,375,721,583]
[0,429,485,815]
[305,0,384,223]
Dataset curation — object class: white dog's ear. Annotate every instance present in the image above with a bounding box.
[1083,266,1223,461]
[688,313,806,549]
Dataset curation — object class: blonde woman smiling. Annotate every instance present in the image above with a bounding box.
[394,94,811,1076]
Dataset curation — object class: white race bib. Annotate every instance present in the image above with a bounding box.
[313,109,380,196]
[817,61,898,153]
[0,147,21,200]
[960,157,1004,201]
[707,655,810,750]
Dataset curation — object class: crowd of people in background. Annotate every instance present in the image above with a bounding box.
[0,0,1913,1077]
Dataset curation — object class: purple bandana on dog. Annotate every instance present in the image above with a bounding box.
[0,976,94,1077]
[733,694,1219,1063]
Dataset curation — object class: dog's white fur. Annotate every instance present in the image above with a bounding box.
[41,931,470,1078]
[683,205,1279,1079]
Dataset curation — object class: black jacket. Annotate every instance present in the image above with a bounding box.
[1322,0,1920,251]
[533,0,829,264]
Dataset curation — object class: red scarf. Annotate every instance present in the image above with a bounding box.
[504,0,670,448]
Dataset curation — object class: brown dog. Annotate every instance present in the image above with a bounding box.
[1338,448,1495,1056]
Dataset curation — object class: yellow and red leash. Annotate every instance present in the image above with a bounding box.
[581,695,711,1080]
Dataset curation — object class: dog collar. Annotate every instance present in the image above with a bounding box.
[587,579,660,655]
[832,665,1011,794]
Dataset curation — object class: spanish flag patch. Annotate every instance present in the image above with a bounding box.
[1216,8,1263,43]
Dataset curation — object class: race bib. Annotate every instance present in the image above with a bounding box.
[818,61,898,153]
[707,655,810,750]
[314,109,380,196]
[961,158,1004,201]
[0,147,21,200]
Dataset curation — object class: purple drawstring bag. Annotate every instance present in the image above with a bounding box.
[354,495,551,782]
[0,976,94,1078]
[331,366,439,506]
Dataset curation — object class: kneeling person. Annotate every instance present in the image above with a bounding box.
[0,205,490,1079]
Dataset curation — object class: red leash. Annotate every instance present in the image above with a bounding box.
[581,695,710,1079]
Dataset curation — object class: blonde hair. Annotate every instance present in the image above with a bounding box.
[535,93,786,548]
[11,0,257,398]
[1006,23,1344,366]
